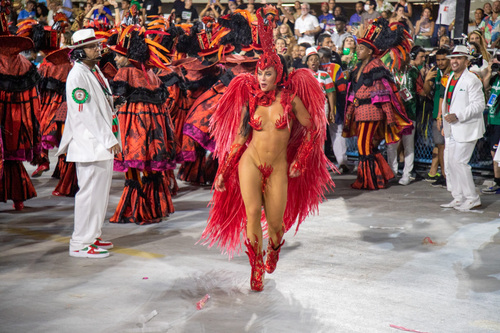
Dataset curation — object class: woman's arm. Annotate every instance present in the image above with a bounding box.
[214,106,250,191]
[289,96,314,177]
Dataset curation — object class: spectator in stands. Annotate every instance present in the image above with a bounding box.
[376,0,393,14]
[349,1,364,31]
[340,36,357,71]
[434,0,456,44]
[415,7,434,48]
[62,0,73,19]
[120,0,130,20]
[304,47,336,134]
[86,0,114,24]
[177,0,198,23]
[469,42,490,79]
[295,2,321,45]
[293,1,301,20]
[392,4,414,36]
[317,33,341,64]
[290,44,301,67]
[331,16,350,50]
[469,30,491,63]
[440,45,485,211]
[481,51,500,194]
[396,0,412,19]
[318,47,349,173]
[276,23,296,51]
[360,0,380,33]
[18,0,36,21]
[469,8,485,33]
[318,2,334,33]
[142,0,161,21]
[439,34,451,48]
[278,0,295,31]
[275,37,288,56]
[423,48,451,187]
[226,0,237,14]
[200,2,220,21]
[481,1,500,46]
[333,5,344,19]
[293,42,310,69]
[484,2,493,17]
[36,3,49,23]
[328,0,335,14]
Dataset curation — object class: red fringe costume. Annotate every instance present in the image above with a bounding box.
[110,66,176,224]
[343,58,411,190]
[0,40,40,208]
[38,49,79,196]
[176,59,224,183]
[200,68,335,257]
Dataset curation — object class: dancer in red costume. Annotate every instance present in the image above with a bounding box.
[108,25,176,224]
[343,19,412,190]
[0,3,40,210]
[201,6,335,292]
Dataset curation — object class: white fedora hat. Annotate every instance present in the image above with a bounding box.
[303,47,319,63]
[446,45,474,60]
[68,29,105,49]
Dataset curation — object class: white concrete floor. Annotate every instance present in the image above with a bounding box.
[1,160,500,333]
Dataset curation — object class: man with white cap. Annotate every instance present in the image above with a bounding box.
[57,29,121,258]
[439,45,485,211]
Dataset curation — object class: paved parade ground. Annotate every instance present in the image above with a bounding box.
[1,161,500,333]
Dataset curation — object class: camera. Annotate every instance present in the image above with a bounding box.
[427,54,436,67]
[469,53,483,68]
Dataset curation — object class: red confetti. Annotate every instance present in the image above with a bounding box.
[390,324,431,333]
[196,294,210,310]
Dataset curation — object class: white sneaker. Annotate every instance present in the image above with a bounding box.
[455,198,481,211]
[399,176,411,186]
[440,200,463,208]
[69,244,110,258]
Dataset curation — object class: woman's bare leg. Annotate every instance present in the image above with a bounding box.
[262,161,288,245]
[239,152,264,251]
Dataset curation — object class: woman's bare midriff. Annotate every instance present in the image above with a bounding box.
[243,95,292,171]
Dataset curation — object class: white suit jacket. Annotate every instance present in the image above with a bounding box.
[441,68,485,143]
[57,61,120,162]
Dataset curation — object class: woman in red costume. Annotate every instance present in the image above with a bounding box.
[343,19,411,190]
[108,25,176,224]
[201,6,334,292]
[0,8,40,210]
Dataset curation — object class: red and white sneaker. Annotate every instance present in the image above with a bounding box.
[94,237,113,250]
[69,244,109,258]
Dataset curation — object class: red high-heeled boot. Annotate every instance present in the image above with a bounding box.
[265,236,285,274]
[244,237,265,292]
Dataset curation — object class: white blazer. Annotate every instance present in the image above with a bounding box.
[57,61,120,162]
[441,69,485,143]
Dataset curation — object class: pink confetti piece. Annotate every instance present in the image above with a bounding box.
[142,277,149,280]
[196,294,210,310]
[390,324,431,333]
[422,237,436,245]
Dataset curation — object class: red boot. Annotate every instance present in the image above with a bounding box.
[13,201,24,211]
[244,237,265,292]
[265,236,285,274]
[31,162,49,178]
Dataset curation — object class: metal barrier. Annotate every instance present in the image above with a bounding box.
[345,118,494,170]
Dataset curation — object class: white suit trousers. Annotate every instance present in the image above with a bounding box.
[70,159,113,251]
[444,135,479,202]
[387,127,415,178]
[328,123,347,166]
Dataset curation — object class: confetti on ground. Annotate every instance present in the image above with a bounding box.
[390,324,431,333]
[196,294,210,310]
[369,226,405,230]
[422,237,446,246]
[138,310,158,325]
[142,277,149,280]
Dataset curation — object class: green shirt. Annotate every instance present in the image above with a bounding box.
[488,75,500,125]
[432,70,442,119]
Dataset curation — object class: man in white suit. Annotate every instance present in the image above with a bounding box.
[439,45,485,211]
[57,29,121,258]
